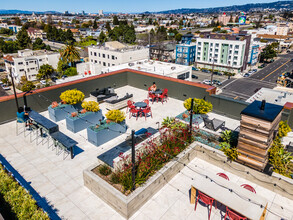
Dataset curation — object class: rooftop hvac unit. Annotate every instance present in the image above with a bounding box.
[128,63,135,66]
[171,66,176,70]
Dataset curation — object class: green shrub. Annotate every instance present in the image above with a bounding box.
[183,98,213,114]
[81,101,100,112]
[278,121,291,138]
[64,67,78,76]
[220,142,240,161]
[60,89,85,105]
[110,172,120,184]
[105,109,126,123]
[98,164,112,176]
[0,164,49,219]
[161,116,175,128]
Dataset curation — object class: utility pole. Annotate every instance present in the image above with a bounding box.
[9,67,19,110]
[131,129,136,191]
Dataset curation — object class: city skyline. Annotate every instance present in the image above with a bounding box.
[0,0,289,13]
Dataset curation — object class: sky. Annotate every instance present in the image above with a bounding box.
[0,0,288,13]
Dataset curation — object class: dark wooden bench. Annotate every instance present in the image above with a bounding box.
[50,131,78,159]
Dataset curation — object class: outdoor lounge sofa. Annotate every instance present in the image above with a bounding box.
[104,93,133,110]
[203,118,225,131]
[90,87,117,102]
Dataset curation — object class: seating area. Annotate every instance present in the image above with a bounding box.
[90,87,117,102]
[104,93,133,110]
[2,85,292,220]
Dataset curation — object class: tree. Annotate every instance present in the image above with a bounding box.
[21,81,36,92]
[16,28,31,49]
[113,16,119,25]
[37,64,54,79]
[99,30,107,43]
[93,19,98,29]
[0,38,18,53]
[64,67,78,76]
[175,33,182,42]
[57,59,69,73]
[105,22,111,32]
[60,45,80,67]
[260,44,277,62]
[32,38,50,50]
[0,28,13,35]
[13,17,22,26]
[183,98,213,114]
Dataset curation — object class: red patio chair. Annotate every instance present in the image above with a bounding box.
[147,87,151,98]
[224,207,247,220]
[158,90,168,104]
[129,107,140,120]
[194,191,217,220]
[163,88,168,100]
[143,99,150,106]
[149,92,157,104]
[141,106,152,120]
[126,100,135,113]
[217,173,230,181]
[240,184,256,194]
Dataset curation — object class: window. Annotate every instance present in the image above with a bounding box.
[99,53,100,57]
[91,60,93,63]
[198,42,201,45]
[130,57,132,60]
[215,49,218,52]
[107,55,109,59]
[215,43,219,47]
[19,69,24,72]
[30,68,35,70]
[235,51,238,55]
[99,61,101,64]
[112,64,115,66]
[95,60,97,63]
[29,61,34,63]
[233,62,237,65]
[18,62,23,65]
[108,63,110,66]
[39,59,42,61]
[235,45,239,49]
[26,62,28,65]
[103,54,105,58]
[230,45,233,48]
[94,52,97,56]
[90,52,93,56]
[103,62,106,66]
[210,43,213,47]
[112,55,115,60]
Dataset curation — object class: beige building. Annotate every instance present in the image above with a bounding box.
[88,41,149,67]
[218,13,235,26]
[3,49,59,82]
[276,23,289,36]
[27,27,46,40]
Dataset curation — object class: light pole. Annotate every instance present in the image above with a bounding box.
[210,57,215,84]
[9,67,19,110]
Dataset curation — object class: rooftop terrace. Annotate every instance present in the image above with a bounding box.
[0,69,292,219]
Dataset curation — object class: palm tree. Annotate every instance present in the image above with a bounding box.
[60,44,80,67]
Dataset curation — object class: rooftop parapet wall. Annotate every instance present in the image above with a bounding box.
[0,69,292,128]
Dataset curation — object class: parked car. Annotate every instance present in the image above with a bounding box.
[212,80,222,86]
[202,69,211,73]
[40,80,47,85]
[287,50,291,53]
[252,69,257,73]
[1,85,11,90]
[192,67,199,71]
[192,74,198,79]
[202,79,211,85]
[213,71,223,76]
[258,64,266,68]
[62,75,68,79]
[243,73,250,77]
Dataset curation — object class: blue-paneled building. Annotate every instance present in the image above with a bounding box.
[248,45,260,66]
[175,34,196,65]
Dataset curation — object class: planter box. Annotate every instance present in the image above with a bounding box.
[48,104,81,122]
[83,142,198,219]
[66,111,103,133]
[87,121,127,146]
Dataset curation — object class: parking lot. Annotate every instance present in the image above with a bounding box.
[191,70,228,85]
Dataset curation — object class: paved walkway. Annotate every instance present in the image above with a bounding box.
[0,85,292,219]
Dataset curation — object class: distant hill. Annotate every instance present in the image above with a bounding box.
[0,9,61,15]
[157,1,293,14]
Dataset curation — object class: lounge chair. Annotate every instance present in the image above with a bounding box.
[203,118,225,131]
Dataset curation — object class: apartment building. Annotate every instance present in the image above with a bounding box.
[175,34,196,65]
[3,49,59,82]
[0,23,22,33]
[27,27,46,40]
[195,32,251,73]
[88,41,149,67]
[248,44,260,66]
[276,23,289,36]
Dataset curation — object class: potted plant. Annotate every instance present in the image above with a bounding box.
[87,109,127,146]
[66,101,103,133]
[48,89,85,122]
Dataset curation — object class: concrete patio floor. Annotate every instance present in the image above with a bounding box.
[0,85,292,220]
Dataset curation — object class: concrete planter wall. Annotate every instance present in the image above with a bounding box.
[66,110,103,133]
[48,104,81,122]
[87,121,127,146]
[83,142,198,219]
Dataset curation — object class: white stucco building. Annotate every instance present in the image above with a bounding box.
[88,41,149,67]
[3,49,60,82]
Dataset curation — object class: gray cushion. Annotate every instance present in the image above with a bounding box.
[109,88,115,94]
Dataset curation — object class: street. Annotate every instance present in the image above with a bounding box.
[219,54,293,101]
